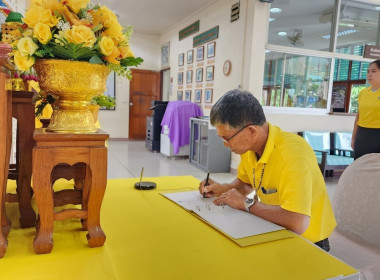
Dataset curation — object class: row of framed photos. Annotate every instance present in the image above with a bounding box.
[177,88,213,104]
[178,41,216,66]
[178,65,214,84]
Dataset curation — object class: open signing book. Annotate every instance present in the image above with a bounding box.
[161,191,294,246]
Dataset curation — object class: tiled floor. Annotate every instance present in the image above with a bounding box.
[107,140,341,199]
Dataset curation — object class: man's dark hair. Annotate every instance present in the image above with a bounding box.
[210,89,266,128]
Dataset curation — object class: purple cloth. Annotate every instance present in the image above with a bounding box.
[161,101,203,154]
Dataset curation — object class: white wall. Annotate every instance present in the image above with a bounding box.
[159,0,246,116]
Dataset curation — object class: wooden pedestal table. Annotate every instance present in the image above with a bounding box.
[0,72,12,257]
[32,128,109,254]
[7,90,36,228]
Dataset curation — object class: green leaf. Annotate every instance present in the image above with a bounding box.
[92,24,103,33]
[120,57,144,67]
[89,55,104,64]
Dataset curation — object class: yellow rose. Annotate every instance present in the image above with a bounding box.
[63,6,90,26]
[17,37,38,56]
[119,46,134,59]
[65,25,96,48]
[65,0,90,14]
[99,36,114,56]
[33,23,52,44]
[104,47,120,65]
[14,51,35,72]
[23,5,59,28]
[90,6,118,27]
[103,18,123,40]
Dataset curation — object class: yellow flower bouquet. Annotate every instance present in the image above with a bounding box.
[12,0,143,79]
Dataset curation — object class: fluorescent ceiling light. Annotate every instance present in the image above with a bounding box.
[270,8,282,14]
[375,7,380,11]
[321,29,357,39]
[277,31,287,36]
[269,18,275,22]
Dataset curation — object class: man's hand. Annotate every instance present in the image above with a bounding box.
[198,178,230,198]
[213,188,246,211]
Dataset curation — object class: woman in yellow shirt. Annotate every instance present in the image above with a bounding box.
[352,60,380,160]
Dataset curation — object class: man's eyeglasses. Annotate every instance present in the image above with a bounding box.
[220,123,255,144]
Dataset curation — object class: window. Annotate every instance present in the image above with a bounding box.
[262,52,330,109]
[264,0,377,111]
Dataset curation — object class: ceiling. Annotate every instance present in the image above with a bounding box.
[101,0,217,35]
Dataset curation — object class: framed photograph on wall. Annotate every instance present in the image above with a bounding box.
[178,72,183,84]
[100,72,116,110]
[178,53,184,66]
[177,90,183,101]
[161,41,170,68]
[206,65,214,81]
[185,90,192,101]
[207,41,216,58]
[187,49,193,64]
[194,89,202,103]
[196,46,204,61]
[205,88,213,103]
[196,68,203,82]
[186,70,193,84]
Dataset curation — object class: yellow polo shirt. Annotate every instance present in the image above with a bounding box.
[237,123,336,242]
[357,86,380,128]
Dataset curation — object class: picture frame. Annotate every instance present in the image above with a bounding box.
[185,90,192,101]
[178,72,183,85]
[205,88,213,103]
[178,53,184,66]
[187,49,193,64]
[100,71,116,110]
[207,41,216,58]
[194,89,202,103]
[196,68,203,82]
[206,65,214,81]
[186,70,193,84]
[196,46,204,61]
[177,90,183,101]
[161,41,170,68]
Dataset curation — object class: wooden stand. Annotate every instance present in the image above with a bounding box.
[0,71,12,258]
[7,90,36,228]
[32,128,109,254]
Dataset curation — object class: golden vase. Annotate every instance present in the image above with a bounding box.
[34,59,110,133]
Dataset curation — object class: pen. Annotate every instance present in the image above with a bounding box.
[203,172,210,198]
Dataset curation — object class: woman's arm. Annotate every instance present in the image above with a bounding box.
[351,111,359,150]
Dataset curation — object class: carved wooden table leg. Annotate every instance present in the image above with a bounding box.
[32,148,54,254]
[0,73,12,257]
[12,91,36,228]
[86,148,107,247]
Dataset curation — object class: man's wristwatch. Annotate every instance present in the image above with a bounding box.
[244,197,255,212]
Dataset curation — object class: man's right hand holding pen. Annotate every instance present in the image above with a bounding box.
[199,176,231,198]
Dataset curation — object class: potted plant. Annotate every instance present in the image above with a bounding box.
[90,95,116,122]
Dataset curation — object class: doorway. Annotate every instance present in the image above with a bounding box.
[129,69,161,139]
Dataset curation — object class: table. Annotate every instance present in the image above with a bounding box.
[101,176,359,280]
[32,128,109,254]
[7,90,36,228]
[0,176,359,279]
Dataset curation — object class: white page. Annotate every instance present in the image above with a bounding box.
[162,191,284,239]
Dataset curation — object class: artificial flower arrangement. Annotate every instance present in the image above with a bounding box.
[13,0,143,76]
[11,0,143,116]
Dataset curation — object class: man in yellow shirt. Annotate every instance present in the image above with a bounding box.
[199,89,336,251]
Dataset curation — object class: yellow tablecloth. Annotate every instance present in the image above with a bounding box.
[0,176,358,280]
